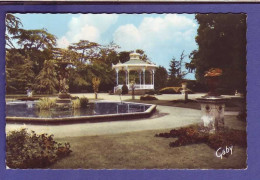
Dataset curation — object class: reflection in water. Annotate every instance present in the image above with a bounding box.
[73,109,81,117]
[26,101,34,109]
[37,110,52,118]
[6,101,150,118]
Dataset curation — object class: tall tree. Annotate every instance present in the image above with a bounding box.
[14,28,57,75]
[6,50,35,93]
[66,41,119,93]
[100,42,120,63]
[5,14,22,48]
[118,51,131,63]
[185,50,197,73]
[168,51,187,86]
[68,40,100,63]
[188,14,246,93]
[16,29,56,51]
[154,66,168,90]
[34,60,58,94]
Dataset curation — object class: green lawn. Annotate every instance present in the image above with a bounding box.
[50,127,247,169]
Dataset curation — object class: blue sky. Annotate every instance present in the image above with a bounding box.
[15,13,198,79]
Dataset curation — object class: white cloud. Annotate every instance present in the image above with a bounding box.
[113,24,142,50]
[57,36,70,49]
[112,14,198,73]
[57,14,197,79]
[57,14,118,48]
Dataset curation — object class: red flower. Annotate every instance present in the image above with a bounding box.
[204,68,223,77]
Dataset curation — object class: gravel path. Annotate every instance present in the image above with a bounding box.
[6,105,202,138]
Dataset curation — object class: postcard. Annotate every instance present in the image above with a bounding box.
[0,2,259,180]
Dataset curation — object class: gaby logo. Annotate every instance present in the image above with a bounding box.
[216,146,233,159]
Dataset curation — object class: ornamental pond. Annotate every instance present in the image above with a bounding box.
[6,100,156,124]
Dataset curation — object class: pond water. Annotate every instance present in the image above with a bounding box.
[6,101,151,118]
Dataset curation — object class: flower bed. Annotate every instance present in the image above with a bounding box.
[155,125,246,158]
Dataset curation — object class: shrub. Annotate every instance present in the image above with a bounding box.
[159,87,193,94]
[80,96,89,108]
[121,84,128,95]
[37,98,56,110]
[186,81,207,93]
[6,129,72,169]
[140,95,158,101]
[159,87,180,94]
[145,90,156,95]
[155,125,247,158]
[72,99,81,109]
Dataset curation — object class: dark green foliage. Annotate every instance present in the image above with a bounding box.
[67,42,117,93]
[14,29,57,75]
[186,80,207,93]
[145,90,156,95]
[188,14,247,93]
[121,84,128,95]
[34,60,59,94]
[6,50,35,94]
[16,28,57,51]
[136,49,149,62]
[6,129,72,169]
[80,96,89,108]
[68,40,100,63]
[118,51,131,63]
[167,51,187,87]
[154,66,168,91]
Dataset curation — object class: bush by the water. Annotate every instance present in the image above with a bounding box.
[122,84,128,95]
[140,95,158,101]
[6,129,72,169]
[80,96,89,108]
[37,98,56,110]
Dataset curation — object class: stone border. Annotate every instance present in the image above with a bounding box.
[6,101,157,124]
